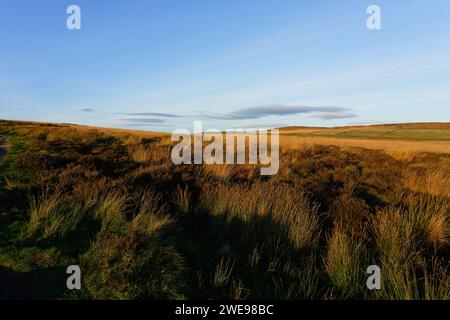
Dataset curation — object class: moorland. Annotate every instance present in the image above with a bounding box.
[0,119,449,299]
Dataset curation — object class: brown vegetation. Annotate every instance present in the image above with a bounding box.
[0,120,448,300]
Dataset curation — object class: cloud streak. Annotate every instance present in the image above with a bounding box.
[121,123,176,127]
[118,118,167,124]
[308,112,358,120]
[120,112,182,118]
[202,104,353,120]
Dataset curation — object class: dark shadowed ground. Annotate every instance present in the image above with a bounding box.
[0,136,8,160]
[0,266,32,299]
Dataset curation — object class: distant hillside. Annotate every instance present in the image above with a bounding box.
[280,122,450,141]
[2,119,450,141]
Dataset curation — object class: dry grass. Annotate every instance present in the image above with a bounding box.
[281,135,450,159]
[421,257,450,300]
[95,189,128,232]
[3,175,28,190]
[27,188,87,239]
[199,182,320,251]
[372,208,417,269]
[213,257,235,288]
[325,225,364,298]
[173,185,191,215]
[2,119,450,300]
[371,207,420,299]
[128,144,152,163]
[403,194,450,252]
[131,190,172,235]
[201,164,238,181]
[404,167,450,198]
[128,141,172,165]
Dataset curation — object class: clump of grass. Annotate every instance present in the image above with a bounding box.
[325,225,364,298]
[131,189,172,235]
[128,144,151,163]
[372,207,420,299]
[404,167,450,198]
[3,175,28,190]
[173,185,191,215]
[403,193,450,252]
[213,257,235,288]
[278,193,320,251]
[199,182,320,251]
[94,189,128,233]
[27,188,87,239]
[372,208,417,270]
[230,278,248,300]
[368,193,449,300]
[421,257,450,300]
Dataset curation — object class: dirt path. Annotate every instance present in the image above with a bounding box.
[0,135,8,161]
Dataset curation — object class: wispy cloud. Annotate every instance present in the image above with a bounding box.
[202,104,352,120]
[347,119,384,126]
[308,112,357,120]
[115,113,181,128]
[118,117,178,128]
[229,122,287,129]
[118,118,167,124]
[120,112,182,118]
[81,108,94,112]
[121,123,176,127]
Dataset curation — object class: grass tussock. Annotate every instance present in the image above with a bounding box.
[198,182,320,251]
[402,194,450,252]
[131,189,172,235]
[372,208,421,299]
[173,185,191,215]
[27,188,88,239]
[325,225,365,298]
[128,144,152,163]
[94,188,128,233]
[404,167,450,198]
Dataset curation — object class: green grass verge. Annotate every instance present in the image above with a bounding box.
[0,132,28,185]
[283,129,450,141]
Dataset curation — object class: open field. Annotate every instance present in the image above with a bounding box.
[0,120,449,300]
[280,123,450,163]
[281,123,450,140]
[281,136,450,161]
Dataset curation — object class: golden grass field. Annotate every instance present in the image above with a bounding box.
[280,123,450,156]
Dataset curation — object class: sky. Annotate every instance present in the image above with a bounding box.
[1,0,450,132]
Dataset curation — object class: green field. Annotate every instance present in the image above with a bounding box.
[281,123,450,141]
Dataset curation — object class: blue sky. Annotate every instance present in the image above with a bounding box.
[1,0,450,131]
